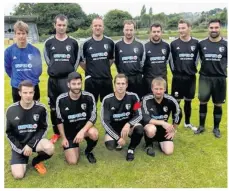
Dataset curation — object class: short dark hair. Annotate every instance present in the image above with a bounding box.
[150,23,162,31]
[114,73,128,84]
[18,80,34,91]
[208,19,221,26]
[123,20,136,28]
[178,19,191,27]
[67,72,82,82]
[54,14,68,24]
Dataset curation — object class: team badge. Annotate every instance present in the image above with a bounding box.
[191,46,196,51]
[133,48,138,53]
[81,103,87,110]
[28,54,33,60]
[125,104,131,110]
[66,45,71,52]
[219,47,225,52]
[104,44,108,50]
[163,106,168,112]
[174,92,179,97]
[33,114,40,121]
[161,49,166,55]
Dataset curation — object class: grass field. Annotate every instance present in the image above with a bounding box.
[4,43,227,188]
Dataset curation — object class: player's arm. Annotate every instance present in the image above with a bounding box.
[74,40,81,70]
[26,107,48,149]
[79,41,86,71]
[101,98,120,141]
[5,112,24,154]
[79,93,97,133]
[171,97,182,128]
[43,41,51,66]
[128,95,142,126]
[33,48,42,77]
[109,40,115,66]
[114,43,121,73]
[168,42,175,73]
[4,48,12,78]
[140,43,146,68]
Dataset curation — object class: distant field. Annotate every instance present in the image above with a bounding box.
[4,41,227,188]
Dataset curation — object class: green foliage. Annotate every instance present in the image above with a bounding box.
[104,9,132,35]
[13,3,87,35]
[140,5,146,16]
[69,28,92,38]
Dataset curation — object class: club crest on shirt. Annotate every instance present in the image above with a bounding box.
[104,44,108,50]
[163,106,168,112]
[191,46,196,51]
[219,47,225,52]
[28,54,33,60]
[133,48,138,53]
[125,104,131,110]
[81,103,87,110]
[66,45,71,52]
[161,49,166,55]
[33,114,40,121]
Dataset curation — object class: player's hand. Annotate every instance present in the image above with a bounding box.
[117,138,126,146]
[62,138,69,148]
[165,131,176,140]
[121,123,131,139]
[23,145,32,156]
[162,122,174,133]
[74,129,85,143]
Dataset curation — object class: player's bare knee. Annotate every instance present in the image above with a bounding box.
[66,158,78,165]
[105,140,116,150]
[144,124,156,137]
[88,127,99,141]
[42,141,55,155]
[12,171,25,179]
[163,147,174,155]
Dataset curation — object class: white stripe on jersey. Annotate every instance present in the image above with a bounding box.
[56,92,68,122]
[142,94,154,115]
[164,94,180,124]
[82,91,97,123]
[43,35,55,65]
[69,36,80,70]
[100,93,120,140]
[80,37,92,61]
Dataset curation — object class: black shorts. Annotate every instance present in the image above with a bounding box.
[85,76,113,102]
[127,74,143,98]
[153,125,173,142]
[143,76,168,96]
[171,75,196,100]
[48,77,69,108]
[198,75,226,104]
[12,85,40,103]
[63,139,79,150]
[10,144,38,165]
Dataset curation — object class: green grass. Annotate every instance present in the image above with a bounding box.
[4,42,227,188]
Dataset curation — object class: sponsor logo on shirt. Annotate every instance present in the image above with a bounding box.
[68,112,87,122]
[113,112,130,121]
[18,124,37,133]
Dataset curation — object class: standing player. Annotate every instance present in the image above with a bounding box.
[142,77,181,156]
[101,74,143,161]
[6,80,54,179]
[5,21,42,102]
[80,17,114,103]
[44,14,80,143]
[195,19,227,138]
[143,23,170,94]
[169,19,199,131]
[115,20,145,98]
[56,72,98,164]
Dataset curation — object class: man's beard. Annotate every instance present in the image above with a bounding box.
[210,32,220,38]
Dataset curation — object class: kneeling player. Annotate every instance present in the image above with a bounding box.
[101,74,143,161]
[6,80,54,179]
[56,72,98,164]
[142,77,182,156]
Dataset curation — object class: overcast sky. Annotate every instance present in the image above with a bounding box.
[4,0,228,16]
